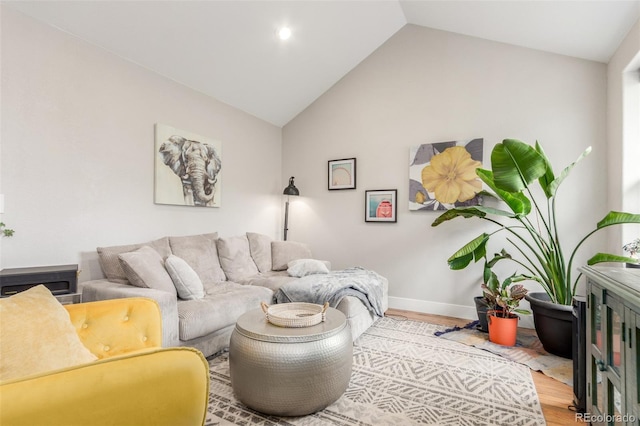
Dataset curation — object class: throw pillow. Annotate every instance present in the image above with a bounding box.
[271,241,312,271]
[168,233,226,283]
[216,235,259,282]
[0,285,98,382]
[118,246,177,296]
[287,259,330,277]
[97,237,171,283]
[165,255,205,300]
[246,232,273,273]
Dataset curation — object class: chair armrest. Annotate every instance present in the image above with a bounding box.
[65,298,162,359]
[81,279,179,347]
[0,347,209,426]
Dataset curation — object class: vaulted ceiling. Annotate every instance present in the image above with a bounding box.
[5,1,639,127]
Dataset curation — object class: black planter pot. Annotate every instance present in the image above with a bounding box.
[525,292,573,359]
[474,296,490,332]
[626,262,640,269]
[474,296,504,333]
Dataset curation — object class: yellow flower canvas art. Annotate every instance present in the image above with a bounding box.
[409,139,483,211]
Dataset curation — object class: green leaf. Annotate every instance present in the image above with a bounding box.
[430,200,520,228]
[501,275,514,289]
[535,141,556,198]
[483,263,500,292]
[491,139,547,193]
[476,190,498,200]
[509,274,533,284]
[477,169,531,215]
[476,206,519,217]
[473,240,487,262]
[447,234,489,270]
[587,253,640,266]
[546,146,591,198]
[596,211,640,229]
[431,206,517,227]
[449,253,474,270]
[431,207,486,227]
[486,249,512,268]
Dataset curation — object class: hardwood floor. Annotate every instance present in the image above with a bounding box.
[386,308,580,425]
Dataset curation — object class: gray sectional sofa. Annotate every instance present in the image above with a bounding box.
[81,232,388,358]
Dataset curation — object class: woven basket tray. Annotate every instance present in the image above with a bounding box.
[261,302,329,328]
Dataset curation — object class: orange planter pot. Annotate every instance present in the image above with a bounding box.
[487,311,518,346]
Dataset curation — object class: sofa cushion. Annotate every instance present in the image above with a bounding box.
[98,237,171,283]
[169,233,226,284]
[118,246,177,296]
[177,282,273,341]
[246,232,273,273]
[287,258,330,277]
[0,285,98,382]
[165,255,205,300]
[216,235,259,282]
[271,241,312,271]
[238,271,297,292]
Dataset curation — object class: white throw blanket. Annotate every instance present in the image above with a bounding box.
[273,267,385,317]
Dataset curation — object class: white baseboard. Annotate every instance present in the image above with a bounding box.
[387,296,477,320]
[387,296,536,329]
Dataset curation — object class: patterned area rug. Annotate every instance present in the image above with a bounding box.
[205,317,545,425]
[435,321,572,386]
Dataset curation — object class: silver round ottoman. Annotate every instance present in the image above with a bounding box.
[229,306,352,416]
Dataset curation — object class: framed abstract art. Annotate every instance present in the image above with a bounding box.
[409,138,483,211]
[365,190,397,223]
[328,158,356,190]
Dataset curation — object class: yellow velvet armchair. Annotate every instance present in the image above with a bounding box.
[0,296,210,426]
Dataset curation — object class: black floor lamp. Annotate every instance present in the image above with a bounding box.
[283,177,299,241]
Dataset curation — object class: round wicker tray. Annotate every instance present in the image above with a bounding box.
[261,302,329,328]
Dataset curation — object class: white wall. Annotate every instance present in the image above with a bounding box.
[0,7,283,281]
[283,24,607,322]
[607,19,640,251]
[1,8,620,323]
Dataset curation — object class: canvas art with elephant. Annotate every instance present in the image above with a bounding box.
[155,124,222,207]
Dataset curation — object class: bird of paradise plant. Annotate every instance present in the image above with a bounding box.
[432,139,640,306]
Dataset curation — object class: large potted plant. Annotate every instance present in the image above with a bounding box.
[432,139,640,358]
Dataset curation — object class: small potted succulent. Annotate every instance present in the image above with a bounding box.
[0,222,14,237]
[623,238,640,268]
[481,251,531,346]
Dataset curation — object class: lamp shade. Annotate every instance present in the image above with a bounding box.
[283,177,300,196]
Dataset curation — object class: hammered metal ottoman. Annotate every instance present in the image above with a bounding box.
[229,307,352,416]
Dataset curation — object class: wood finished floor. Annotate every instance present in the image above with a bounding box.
[385,308,580,426]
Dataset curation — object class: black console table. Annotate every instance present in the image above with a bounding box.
[0,264,78,297]
[582,265,640,425]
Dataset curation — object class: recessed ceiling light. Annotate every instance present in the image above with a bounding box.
[278,27,292,41]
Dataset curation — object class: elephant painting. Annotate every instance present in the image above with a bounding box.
[158,135,222,207]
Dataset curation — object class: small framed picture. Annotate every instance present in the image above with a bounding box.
[328,158,356,190]
[365,190,397,223]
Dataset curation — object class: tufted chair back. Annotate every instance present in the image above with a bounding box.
[65,297,162,359]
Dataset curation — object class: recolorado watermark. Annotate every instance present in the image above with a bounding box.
[576,412,637,423]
